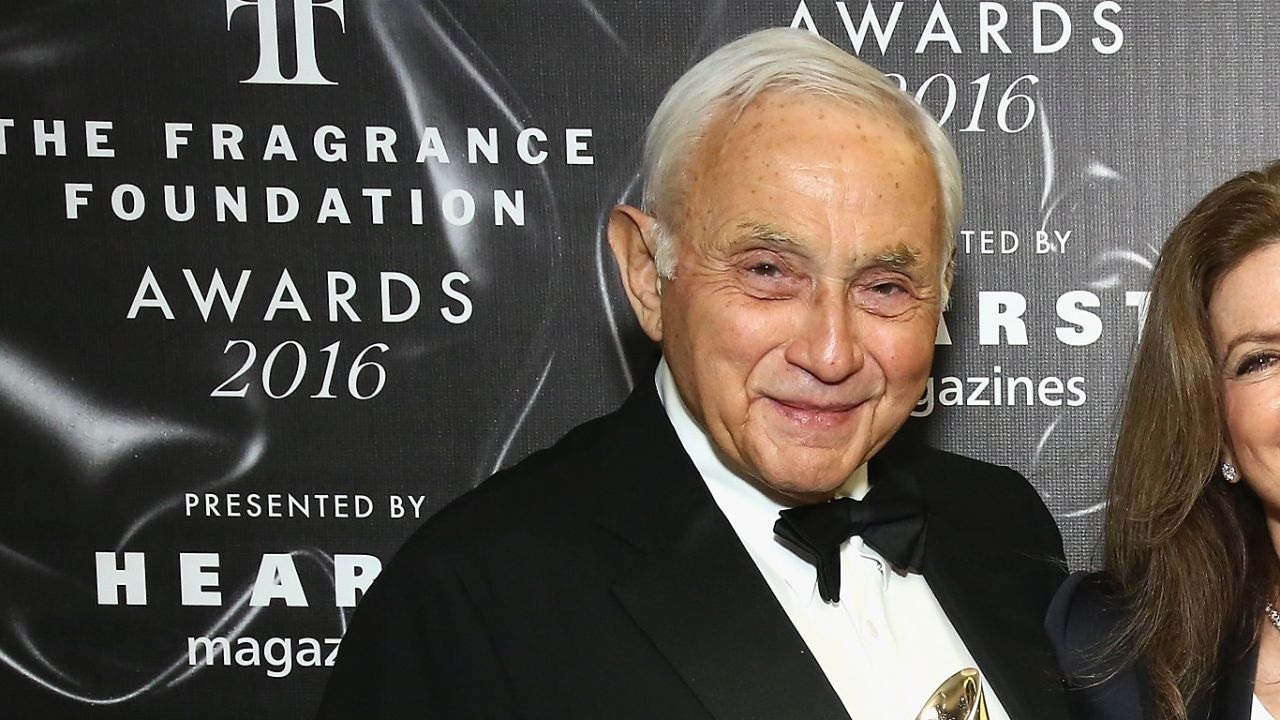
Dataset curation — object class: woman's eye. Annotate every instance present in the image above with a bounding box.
[1236,353,1280,376]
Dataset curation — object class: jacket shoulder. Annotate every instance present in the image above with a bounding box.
[908,445,1036,496]
[400,408,620,558]
[1045,571,1150,718]
[1046,571,1123,670]
[900,445,1062,549]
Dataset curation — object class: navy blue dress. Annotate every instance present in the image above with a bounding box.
[1045,571,1260,719]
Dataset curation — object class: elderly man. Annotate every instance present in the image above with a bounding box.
[318,28,1068,720]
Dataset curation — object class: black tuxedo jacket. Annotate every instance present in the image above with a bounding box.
[1046,571,1260,720]
[317,379,1071,719]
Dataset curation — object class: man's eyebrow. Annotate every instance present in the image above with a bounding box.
[733,222,806,251]
[726,226,924,271]
[870,244,922,269]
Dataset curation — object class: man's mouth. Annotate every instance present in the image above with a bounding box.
[764,396,862,427]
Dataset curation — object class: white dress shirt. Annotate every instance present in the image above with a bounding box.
[655,360,1011,720]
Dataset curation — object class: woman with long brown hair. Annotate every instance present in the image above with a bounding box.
[1047,162,1280,719]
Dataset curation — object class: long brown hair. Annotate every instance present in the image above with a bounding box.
[1104,162,1280,718]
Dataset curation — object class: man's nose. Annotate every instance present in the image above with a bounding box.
[783,287,864,384]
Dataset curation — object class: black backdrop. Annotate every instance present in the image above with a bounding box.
[3,1,1278,716]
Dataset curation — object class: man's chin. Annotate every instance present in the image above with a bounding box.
[750,457,862,503]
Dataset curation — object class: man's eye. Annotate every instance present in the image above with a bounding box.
[870,282,906,295]
[1236,353,1280,376]
[856,278,918,317]
[748,263,784,278]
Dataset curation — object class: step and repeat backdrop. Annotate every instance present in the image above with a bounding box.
[2,1,1277,717]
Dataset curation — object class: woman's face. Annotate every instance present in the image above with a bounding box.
[1210,242,1280,514]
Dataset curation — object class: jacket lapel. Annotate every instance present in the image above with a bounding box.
[595,378,850,720]
[924,528,1067,720]
[1204,634,1258,719]
[611,503,851,720]
[902,462,1069,720]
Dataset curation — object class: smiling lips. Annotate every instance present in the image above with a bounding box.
[765,396,862,428]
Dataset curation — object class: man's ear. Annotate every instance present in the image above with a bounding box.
[607,204,665,342]
[944,246,957,293]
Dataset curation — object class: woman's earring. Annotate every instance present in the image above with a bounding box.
[1222,462,1240,484]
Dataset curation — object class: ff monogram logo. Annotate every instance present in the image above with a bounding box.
[225,0,346,85]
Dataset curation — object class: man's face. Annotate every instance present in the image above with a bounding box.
[659,93,945,501]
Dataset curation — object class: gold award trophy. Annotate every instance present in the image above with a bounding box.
[915,668,989,720]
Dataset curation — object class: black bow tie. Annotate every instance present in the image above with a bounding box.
[774,490,926,603]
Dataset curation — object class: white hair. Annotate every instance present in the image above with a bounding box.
[640,27,962,302]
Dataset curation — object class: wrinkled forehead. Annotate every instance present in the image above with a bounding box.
[678,94,940,239]
[698,88,925,162]
[676,93,936,213]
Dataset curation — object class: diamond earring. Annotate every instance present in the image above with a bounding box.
[1222,462,1240,484]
